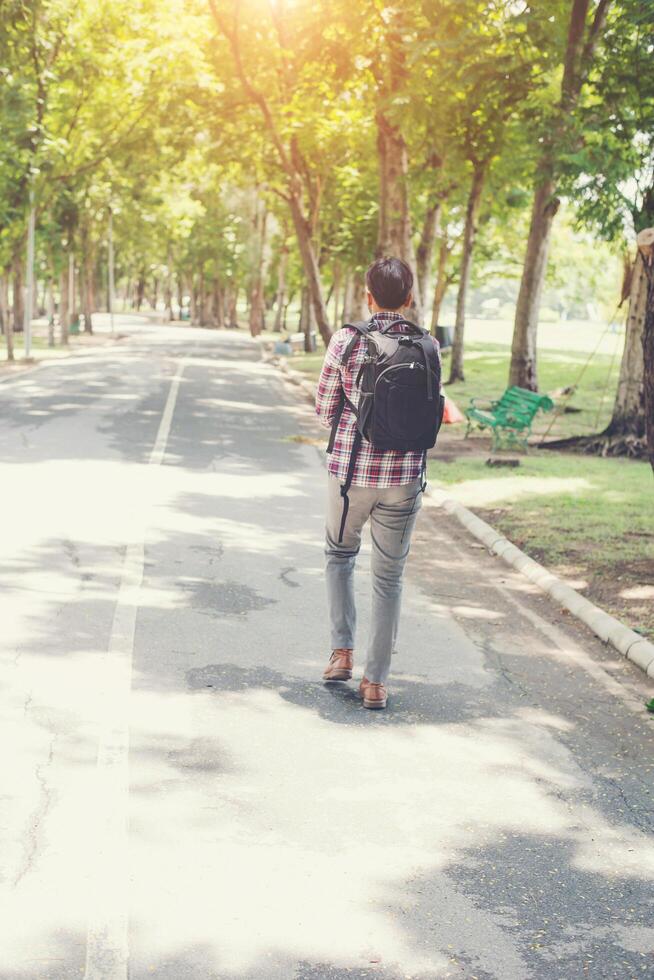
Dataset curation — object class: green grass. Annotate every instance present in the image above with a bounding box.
[430,453,652,564]
[0,335,61,351]
[286,351,326,378]
[442,343,622,441]
[429,452,654,636]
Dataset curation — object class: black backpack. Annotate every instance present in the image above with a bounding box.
[327,318,444,541]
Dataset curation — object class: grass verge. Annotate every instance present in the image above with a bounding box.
[429,452,654,639]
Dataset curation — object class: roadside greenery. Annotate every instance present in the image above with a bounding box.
[428,452,653,638]
[1,0,653,465]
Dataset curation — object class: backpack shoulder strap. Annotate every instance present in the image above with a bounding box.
[416,335,437,401]
[340,320,373,367]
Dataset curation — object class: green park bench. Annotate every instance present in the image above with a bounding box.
[465,385,554,452]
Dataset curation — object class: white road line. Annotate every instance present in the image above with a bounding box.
[84,357,187,980]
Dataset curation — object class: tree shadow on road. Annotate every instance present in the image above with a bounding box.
[186,661,502,730]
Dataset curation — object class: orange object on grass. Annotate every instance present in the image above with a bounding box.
[442,396,465,424]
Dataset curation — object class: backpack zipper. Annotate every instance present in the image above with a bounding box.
[375,361,423,384]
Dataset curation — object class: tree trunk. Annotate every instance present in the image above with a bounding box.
[331,263,342,331]
[81,247,95,334]
[604,250,647,442]
[448,164,486,384]
[190,277,200,325]
[343,275,367,323]
[288,193,331,346]
[12,257,24,334]
[46,278,55,347]
[59,266,69,346]
[198,272,209,326]
[431,237,452,335]
[94,264,103,318]
[508,0,611,391]
[0,273,8,342]
[136,272,145,311]
[213,280,225,328]
[637,229,654,472]
[249,202,267,337]
[176,276,184,320]
[202,276,214,327]
[416,202,441,314]
[273,244,288,332]
[376,116,412,261]
[249,277,264,336]
[643,297,654,474]
[1,273,13,361]
[508,170,559,390]
[227,284,239,328]
[164,254,173,322]
[376,116,422,323]
[283,289,294,331]
[509,172,560,391]
[62,251,75,344]
[299,286,314,351]
[341,275,351,324]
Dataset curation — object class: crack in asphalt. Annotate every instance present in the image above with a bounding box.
[599,776,653,835]
[12,733,57,888]
[279,566,300,588]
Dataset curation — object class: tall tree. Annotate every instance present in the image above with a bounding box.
[545,0,654,454]
[371,6,415,275]
[425,1,542,383]
[509,0,613,391]
[639,227,654,473]
[208,0,339,345]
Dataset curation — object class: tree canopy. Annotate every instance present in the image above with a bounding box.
[1,0,652,446]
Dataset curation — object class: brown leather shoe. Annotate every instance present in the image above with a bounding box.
[323,648,353,682]
[359,676,388,710]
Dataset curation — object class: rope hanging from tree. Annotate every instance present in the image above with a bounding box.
[538,300,624,446]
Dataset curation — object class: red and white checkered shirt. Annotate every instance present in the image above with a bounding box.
[316,311,442,487]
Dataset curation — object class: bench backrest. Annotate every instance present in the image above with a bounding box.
[495,386,554,423]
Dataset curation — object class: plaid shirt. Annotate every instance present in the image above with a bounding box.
[316,311,442,487]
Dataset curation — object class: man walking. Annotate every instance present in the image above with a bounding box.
[316,257,443,710]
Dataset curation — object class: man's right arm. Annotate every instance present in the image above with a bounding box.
[315,331,346,428]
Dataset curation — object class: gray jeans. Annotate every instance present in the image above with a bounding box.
[324,474,423,684]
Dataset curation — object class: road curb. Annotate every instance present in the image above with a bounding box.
[268,348,654,680]
[275,356,318,398]
[427,488,654,678]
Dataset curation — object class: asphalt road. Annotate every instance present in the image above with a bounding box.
[1,317,653,980]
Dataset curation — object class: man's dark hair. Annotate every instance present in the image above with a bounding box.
[365,257,414,310]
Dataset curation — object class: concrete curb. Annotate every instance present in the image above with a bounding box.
[265,352,318,400]
[267,348,654,680]
[278,358,318,398]
[427,488,654,679]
